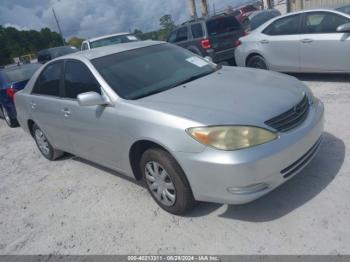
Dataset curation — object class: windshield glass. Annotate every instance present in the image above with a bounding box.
[3,64,41,83]
[90,34,139,49]
[92,43,216,100]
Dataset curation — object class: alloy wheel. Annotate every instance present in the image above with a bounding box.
[35,129,50,156]
[145,161,176,206]
[2,105,11,125]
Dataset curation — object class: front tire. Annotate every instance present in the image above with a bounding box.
[32,124,64,160]
[1,105,18,128]
[141,148,195,215]
[247,55,268,70]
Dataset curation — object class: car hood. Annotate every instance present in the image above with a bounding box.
[134,66,307,126]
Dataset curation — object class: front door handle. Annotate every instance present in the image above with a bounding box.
[301,38,313,43]
[62,108,71,118]
[260,39,269,44]
[30,102,36,110]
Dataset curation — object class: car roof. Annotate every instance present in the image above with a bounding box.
[277,8,350,17]
[87,32,131,43]
[54,40,164,61]
[258,8,350,27]
[179,13,237,26]
[38,46,77,54]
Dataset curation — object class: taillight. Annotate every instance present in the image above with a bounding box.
[234,40,241,47]
[201,39,211,49]
[6,87,16,100]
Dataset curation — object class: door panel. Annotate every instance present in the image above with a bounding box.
[59,100,124,169]
[29,95,67,150]
[29,61,69,150]
[261,14,302,72]
[60,60,124,170]
[300,11,350,72]
[260,35,301,72]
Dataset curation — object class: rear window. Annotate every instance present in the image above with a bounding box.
[90,34,139,49]
[206,16,241,36]
[3,64,41,83]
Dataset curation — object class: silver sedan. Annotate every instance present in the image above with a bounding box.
[15,41,324,214]
[235,9,350,73]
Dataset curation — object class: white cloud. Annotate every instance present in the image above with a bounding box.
[0,0,249,39]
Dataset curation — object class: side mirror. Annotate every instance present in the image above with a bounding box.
[337,23,350,33]
[77,92,108,106]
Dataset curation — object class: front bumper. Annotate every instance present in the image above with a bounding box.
[173,99,324,204]
[234,45,246,67]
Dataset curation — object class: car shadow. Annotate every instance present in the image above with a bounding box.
[71,157,145,187]
[186,132,345,220]
[288,73,350,83]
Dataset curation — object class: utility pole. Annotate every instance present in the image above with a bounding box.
[52,8,65,46]
[213,2,216,15]
[200,0,209,17]
[188,0,197,19]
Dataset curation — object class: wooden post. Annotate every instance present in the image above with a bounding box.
[200,0,209,17]
[188,0,197,18]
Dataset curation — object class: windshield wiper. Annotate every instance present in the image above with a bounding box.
[170,71,214,88]
[133,71,215,100]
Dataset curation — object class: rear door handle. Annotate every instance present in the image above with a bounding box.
[301,38,313,43]
[30,102,36,109]
[62,108,71,118]
[260,39,269,44]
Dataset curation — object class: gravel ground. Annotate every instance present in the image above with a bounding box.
[0,73,349,255]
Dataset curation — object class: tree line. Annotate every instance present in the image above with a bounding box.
[0,14,176,66]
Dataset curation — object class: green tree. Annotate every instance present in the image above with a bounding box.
[67,36,85,48]
[0,26,64,65]
[159,14,176,32]
[159,14,176,41]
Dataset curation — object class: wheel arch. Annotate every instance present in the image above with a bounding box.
[245,52,264,66]
[27,119,36,137]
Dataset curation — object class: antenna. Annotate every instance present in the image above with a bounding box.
[52,8,65,46]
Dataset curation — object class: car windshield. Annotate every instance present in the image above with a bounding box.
[92,43,216,100]
[206,16,241,36]
[90,34,139,49]
[3,64,41,83]
[336,5,350,15]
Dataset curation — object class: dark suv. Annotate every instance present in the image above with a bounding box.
[167,14,245,64]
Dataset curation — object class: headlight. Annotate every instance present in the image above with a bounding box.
[186,126,278,151]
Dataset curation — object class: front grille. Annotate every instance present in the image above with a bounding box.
[265,95,310,132]
[281,137,322,179]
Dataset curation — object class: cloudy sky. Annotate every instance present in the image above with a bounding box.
[0,0,249,39]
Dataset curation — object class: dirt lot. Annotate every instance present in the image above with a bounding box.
[0,73,349,255]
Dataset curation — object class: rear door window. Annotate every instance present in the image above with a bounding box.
[302,12,350,34]
[263,14,301,35]
[63,61,101,99]
[191,23,204,38]
[176,27,188,42]
[32,62,62,96]
[206,16,241,36]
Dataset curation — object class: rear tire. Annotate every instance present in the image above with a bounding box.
[247,55,268,70]
[141,148,195,215]
[32,123,64,161]
[1,105,18,128]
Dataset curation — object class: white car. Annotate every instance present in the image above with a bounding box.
[235,9,350,73]
[81,32,139,50]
